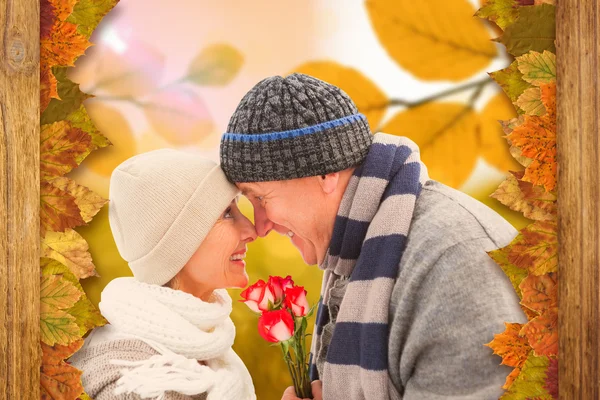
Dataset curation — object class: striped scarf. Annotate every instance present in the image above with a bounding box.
[309,133,429,400]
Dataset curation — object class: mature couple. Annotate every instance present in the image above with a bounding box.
[70,74,526,400]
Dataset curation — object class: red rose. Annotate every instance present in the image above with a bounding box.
[268,275,295,304]
[240,279,275,313]
[258,309,294,343]
[284,286,310,317]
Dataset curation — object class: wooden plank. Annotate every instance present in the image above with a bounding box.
[0,0,41,398]
[556,0,600,398]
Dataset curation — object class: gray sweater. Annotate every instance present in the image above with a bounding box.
[319,180,527,399]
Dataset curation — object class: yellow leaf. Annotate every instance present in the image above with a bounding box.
[382,103,480,188]
[479,92,522,172]
[41,275,82,311]
[516,87,545,116]
[40,257,106,335]
[42,229,97,279]
[516,50,556,86]
[40,309,81,346]
[82,102,137,177]
[489,61,532,105]
[366,0,497,81]
[41,121,93,179]
[491,171,556,221]
[293,61,387,130]
[187,43,244,86]
[501,352,553,399]
[46,177,108,223]
[475,0,520,30]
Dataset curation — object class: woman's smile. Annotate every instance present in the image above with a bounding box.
[229,248,248,267]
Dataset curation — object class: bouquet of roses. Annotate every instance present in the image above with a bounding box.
[240,275,316,399]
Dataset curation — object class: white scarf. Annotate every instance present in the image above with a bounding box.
[99,277,256,400]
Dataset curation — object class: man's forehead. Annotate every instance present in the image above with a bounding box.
[236,182,262,196]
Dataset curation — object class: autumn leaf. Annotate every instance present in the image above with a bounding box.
[516,87,545,116]
[81,102,136,176]
[486,322,530,368]
[500,116,534,167]
[507,220,557,275]
[495,4,556,57]
[501,352,553,399]
[504,366,523,390]
[293,61,388,130]
[67,0,120,38]
[41,121,93,180]
[507,82,556,191]
[366,0,497,81]
[40,305,81,346]
[519,273,557,314]
[143,86,215,146]
[488,247,529,298]
[475,0,520,30]
[40,339,84,400]
[46,177,107,223]
[516,50,556,86]
[489,61,532,105]
[41,66,60,113]
[41,20,91,70]
[42,229,97,279]
[479,92,523,172]
[520,309,558,356]
[187,43,244,86]
[383,102,480,188]
[41,0,57,40]
[491,171,557,221]
[77,393,92,400]
[64,104,112,157]
[42,67,93,125]
[48,0,77,21]
[41,275,82,311]
[41,258,107,336]
[41,181,86,235]
[544,357,558,399]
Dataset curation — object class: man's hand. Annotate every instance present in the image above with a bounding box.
[281,381,323,400]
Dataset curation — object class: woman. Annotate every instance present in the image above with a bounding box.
[69,149,257,400]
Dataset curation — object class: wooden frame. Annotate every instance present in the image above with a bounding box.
[556,0,600,398]
[0,0,41,398]
[0,0,598,398]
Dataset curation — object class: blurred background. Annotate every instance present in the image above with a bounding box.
[68,1,528,398]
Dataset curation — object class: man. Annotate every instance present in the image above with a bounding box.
[220,74,526,400]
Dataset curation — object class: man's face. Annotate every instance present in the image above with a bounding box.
[238,176,336,266]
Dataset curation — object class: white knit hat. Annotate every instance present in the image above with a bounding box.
[108,149,240,285]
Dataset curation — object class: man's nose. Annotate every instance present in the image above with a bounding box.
[254,207,273,237]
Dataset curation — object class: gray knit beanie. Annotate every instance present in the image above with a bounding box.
[108,149,239,285]
[220,73,373,182]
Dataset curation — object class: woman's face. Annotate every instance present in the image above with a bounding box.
[177,198,257,298]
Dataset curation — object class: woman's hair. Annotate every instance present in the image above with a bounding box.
[164,274,181,290]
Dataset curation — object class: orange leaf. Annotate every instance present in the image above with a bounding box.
[41,66,60,113]
[520,308,558,356]
[507,82,556,191]
[46,177,107,223]
[520,273,557,314]
[486,322,531,368]
[507,221,558,275]
[491,171,556,221]
[48,0,77,21]
[41,21,92,70]
[41,340,84,400]
[40,0,57,40]
[41,121,92,179]
[41,181,86,235]
[503,365,523,390]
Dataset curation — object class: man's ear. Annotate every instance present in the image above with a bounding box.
[318,172,339,195]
